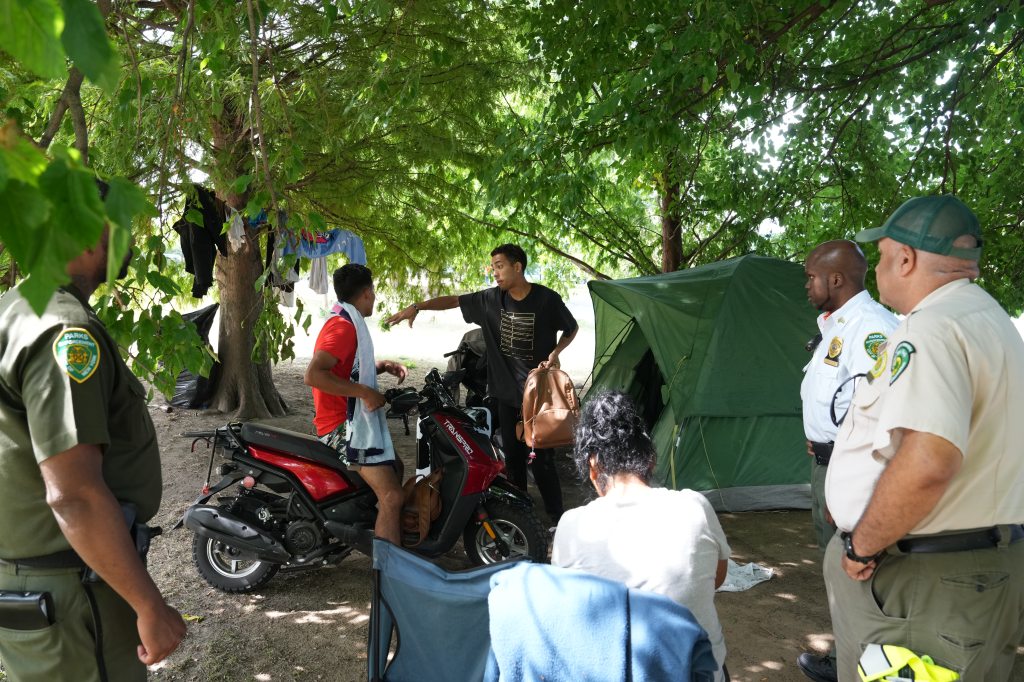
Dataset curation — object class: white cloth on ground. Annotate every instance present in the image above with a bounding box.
[716,559,773,592]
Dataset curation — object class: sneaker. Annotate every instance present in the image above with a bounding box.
[797,653,837,682]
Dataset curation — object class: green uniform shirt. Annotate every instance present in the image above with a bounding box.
[0,284,162,559]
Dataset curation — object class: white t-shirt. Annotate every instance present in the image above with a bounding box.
[552,487,731,680]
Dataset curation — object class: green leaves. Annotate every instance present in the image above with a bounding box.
[0,128,156,314]
[0,0,65,80]
[0,0,120,93]
[104,178,156,284]
[60,0,121,92]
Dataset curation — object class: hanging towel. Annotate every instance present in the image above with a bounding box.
[337,302,395,463]
[227,210,247,251]
[309,257,330,294]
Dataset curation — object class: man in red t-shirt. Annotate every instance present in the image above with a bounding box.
[304,264,407,544]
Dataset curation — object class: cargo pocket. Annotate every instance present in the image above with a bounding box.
[0,621,68,680]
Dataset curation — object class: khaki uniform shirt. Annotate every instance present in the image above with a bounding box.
[0,285,162,559]
[827,279,1024,534]
[801,290,899,444]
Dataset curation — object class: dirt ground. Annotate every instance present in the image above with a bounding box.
[144,359,1019,681]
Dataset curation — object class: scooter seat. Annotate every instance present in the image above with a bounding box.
[240,423,352,472]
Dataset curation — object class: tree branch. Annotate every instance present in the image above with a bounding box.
[246,0,281,222]
[37,69,85,151]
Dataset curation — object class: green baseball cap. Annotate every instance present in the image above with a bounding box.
[855,195,982,260]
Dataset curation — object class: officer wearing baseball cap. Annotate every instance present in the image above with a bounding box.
[822,195,1024,681]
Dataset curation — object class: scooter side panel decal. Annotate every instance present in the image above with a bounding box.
[434,415,504,495]
[249,446,352,501]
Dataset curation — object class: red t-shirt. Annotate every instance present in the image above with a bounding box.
[312,315,357,436]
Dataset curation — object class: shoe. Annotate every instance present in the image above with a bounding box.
[797,653,837,682]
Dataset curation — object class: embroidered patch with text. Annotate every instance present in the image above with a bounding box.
[52,328,101,384]
[824,335,843,367]
[889,341,916,385]
[864,332,887,361]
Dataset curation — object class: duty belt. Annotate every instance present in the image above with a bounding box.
[0,548,86,570]
[895,524,1024,554]
[809,441,833,466]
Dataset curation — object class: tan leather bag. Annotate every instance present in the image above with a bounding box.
[400,468,443,547]
[519,367,580,449]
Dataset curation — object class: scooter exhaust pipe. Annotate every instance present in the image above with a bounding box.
[183,505,291,564]
[324,520,374,554]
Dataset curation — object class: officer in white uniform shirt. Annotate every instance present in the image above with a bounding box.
[824,196,1024,682]
[797,240,898,682]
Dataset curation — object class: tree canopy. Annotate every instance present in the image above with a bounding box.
[1,0,1022,414]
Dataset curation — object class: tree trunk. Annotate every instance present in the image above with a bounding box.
[207,96,286,419]
[660,176,682,272]
[210,226,288,418]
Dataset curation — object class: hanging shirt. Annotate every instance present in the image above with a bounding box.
[281,229,366,263]
[171,186,228,298]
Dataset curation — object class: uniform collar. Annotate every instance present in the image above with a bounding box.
[60,284,93,309]
[909,278,971,314]
[818,290,872,332]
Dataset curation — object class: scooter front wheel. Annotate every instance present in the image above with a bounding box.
[463,501,549,565]
[192,534,280,593]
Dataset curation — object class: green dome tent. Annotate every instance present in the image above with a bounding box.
[587,254,818,511]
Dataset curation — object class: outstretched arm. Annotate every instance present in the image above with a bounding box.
[386,295,461,328]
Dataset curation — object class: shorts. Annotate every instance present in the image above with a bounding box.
[318,423,395,467]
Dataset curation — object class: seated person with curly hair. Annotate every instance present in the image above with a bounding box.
[552,390,732,682]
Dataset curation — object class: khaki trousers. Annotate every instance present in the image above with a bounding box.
[810,461,836,551]
[0,563,145,682]
[823,532,1024,682]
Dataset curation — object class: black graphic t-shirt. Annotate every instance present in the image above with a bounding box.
[459,284,578,406]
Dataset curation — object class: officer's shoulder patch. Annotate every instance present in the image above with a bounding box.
[869,351,887,382]
[52,327,101,384]
[889,341,916,385]
[863,332,887,360]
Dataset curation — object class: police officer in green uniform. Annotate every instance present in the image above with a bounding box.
[0,186,186,681]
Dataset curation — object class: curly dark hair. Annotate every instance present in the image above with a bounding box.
[573,390,656,493]
[333,263,373,302]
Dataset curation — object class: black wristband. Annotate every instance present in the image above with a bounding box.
[841,531,882,564]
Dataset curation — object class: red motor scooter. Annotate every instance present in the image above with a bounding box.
[178,368,547,593]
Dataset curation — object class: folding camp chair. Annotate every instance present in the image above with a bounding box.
[484,563,720,681]
[367,538,528,682]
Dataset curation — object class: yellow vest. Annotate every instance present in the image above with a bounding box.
[858,644,960,681]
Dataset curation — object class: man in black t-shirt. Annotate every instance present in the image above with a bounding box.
[386,244,578,523]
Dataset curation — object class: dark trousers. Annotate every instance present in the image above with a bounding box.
[497,401,563,523]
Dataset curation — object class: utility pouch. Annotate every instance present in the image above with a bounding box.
[0,591,55,630]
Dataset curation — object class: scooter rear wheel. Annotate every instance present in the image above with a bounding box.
[192,534,280,593]
[463,501,549,565]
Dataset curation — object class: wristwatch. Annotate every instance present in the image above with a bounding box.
[411,303,419,312]
[841,531,882,564]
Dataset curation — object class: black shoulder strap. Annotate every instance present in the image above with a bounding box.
[830,373,867,427]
